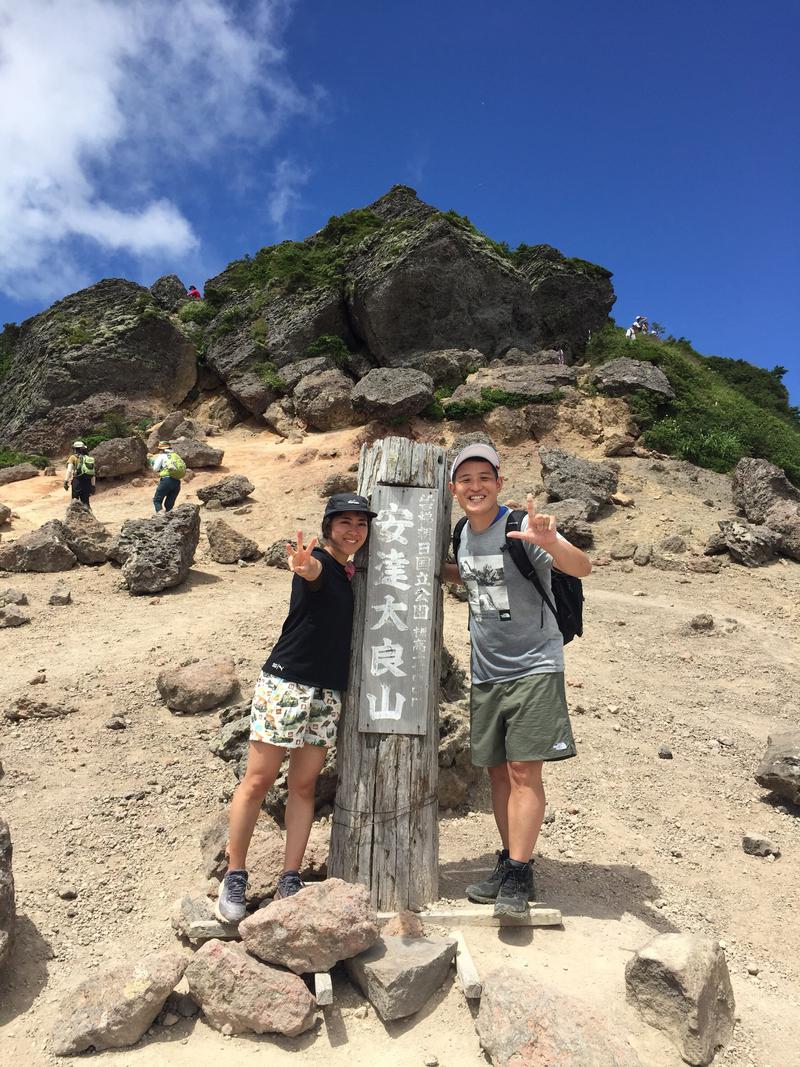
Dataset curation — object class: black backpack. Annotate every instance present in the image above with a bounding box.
[452,508,584,644]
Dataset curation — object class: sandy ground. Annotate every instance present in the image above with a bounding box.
[1,419,799,1067]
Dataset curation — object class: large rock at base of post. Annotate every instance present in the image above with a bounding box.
[0,520,77,573]
[539,448,619,518]
[351,367,435,419]
[239,878,379,974]
[157,656,239,713]
[732,456,800,524]
[0,818,15,971]
[591,357,675,399]
[754,729,800,805]
[292,369,358,431]
[93,436,148,477]
[50,950,186,1056]
[0,464,40,487]
[196,475,255,507]
[345,934,456,1021]
[205,519,260,564]
[476,969,643,1067]
[625,933,735,1066]
[171,438,224,469]
[62,501,112,564]
[108,504,200,594]
[185,939,316,1036]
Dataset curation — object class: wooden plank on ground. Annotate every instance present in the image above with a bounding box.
[314,972,333,1006]
[377,907,562,928]
[453,929,482,999]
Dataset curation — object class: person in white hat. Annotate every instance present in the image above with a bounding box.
[444,442,592,916]
[64,441,96,508]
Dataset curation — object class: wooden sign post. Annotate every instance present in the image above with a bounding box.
[329,437,451,910]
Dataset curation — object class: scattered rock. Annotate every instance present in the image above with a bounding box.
[171,892,240,943]
[293,369,358,432]
[205,519,260,564]
[0,819,14,971]
[658,745,673,760]
[0,463,40,488]
[346,934,456,1022]
[263,538,291,569]
[150,273,187,311]
[0,586,27,606]
[62,500,112,564]
[157,656,239,714]
[446,364,576,411]
[58,884,78,900]
[477,968,643,1066]
[762,499,800,562]
[754,729,800,804]
[604,436,637,458]
[5,697,78,722]
[0,519,77,573]
[93,436,148,477]
[715,519,779,568]
[742,833,780,858]
[382,910,426,938]
[609,542,637,560]
[610,490,636,505]
[104,715,127,730]
[0,605,30,627]
[658,534,687,554]
[184,939,316,1036]
[48,581,72,606]
[633,543,652,566]
[732,456,800,525]
[591,357,675,400]
[538,448,618,517]
[108,503,200,594]
[239,878,380,974]
[196,475,255,507]
[625,933,735,1066]
[352,367,435,419]
[50,949,186,1056]
[688,557,721,574]
[690,614,715,631]
[0,503,11,526]
[552,498,594,549]
[171,438,224,469]
[319,471,359,498]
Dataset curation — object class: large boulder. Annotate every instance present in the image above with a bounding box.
[539,448,619,517]
[146,411,190,450]
[345,935,457,1021]
[551,498,594,549]
[149,273,187,311]
[763,499,800,562]
[754,729,800,805]
[184,940,316,1036]
[591,357,675,399]
[292,369,358,431]
[157,656,239,714]
[50,950,186,1055]
[196,475,255,507]
[405,348,486,386]
[108,503,200,594]
[0,464,39,488]
[445,363,576,411]
[476,968,642,1067]
[239,878,380,974]
[0,278,197,454]
[172,437,224,469]
[62,500,112,564]
[732,457,800,524]
[205,518,260,564]
[625,933,735,1066]
[0,818,14,971]
[0,519,77,573]
[0,503,11,526]
[92,436,147,477]
[351,367,435,418]
[715,519,779,568]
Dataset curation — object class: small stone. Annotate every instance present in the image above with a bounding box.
[690,613,715,631]
[48,581,72,605]
[742,833,780,858]
[424,1057,439,1067]
[58,885,78,900]
[105,716,127,730]
[746,963,760,976]
[658,745,673,760]
[717,736,735,748]
[0,605,31,627]
[161,1012,180,1027]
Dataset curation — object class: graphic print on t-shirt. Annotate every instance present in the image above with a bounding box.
[460,553,511,621]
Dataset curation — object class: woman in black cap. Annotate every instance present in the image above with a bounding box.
[216,493,376,922]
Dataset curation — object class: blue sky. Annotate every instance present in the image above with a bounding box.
[1,0,798,403]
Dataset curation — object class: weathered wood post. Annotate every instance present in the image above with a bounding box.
[329,436,451,910]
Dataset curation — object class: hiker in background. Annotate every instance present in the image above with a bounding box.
[186,285,202,300]
[442,444,592,917]
[634,315,649,334]
[216,494,377,923]
[64,440,96,508]
[626,324,637,340]
[148,441,186,513]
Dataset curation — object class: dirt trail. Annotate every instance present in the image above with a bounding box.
[1,422,799,1066]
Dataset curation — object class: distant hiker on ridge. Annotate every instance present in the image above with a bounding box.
[186,285,202,300]
[148,441,186,513]
[64,440,96,508]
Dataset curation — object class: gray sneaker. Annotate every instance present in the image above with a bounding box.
[215,868,248,923]
[274,870,305,899]
[466,849,510,904]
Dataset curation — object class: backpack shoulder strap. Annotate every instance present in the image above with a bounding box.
[504,510,558,620]
[452,516,467,561]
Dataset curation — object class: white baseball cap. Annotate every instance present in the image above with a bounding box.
[450,443,501,481]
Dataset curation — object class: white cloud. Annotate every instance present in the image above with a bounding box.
[268,158,312,231]
[0,0,319,301]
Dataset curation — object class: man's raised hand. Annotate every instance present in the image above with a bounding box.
[507,493,557,548]
[286,530,321,578]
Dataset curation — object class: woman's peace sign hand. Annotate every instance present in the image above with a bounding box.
[286,530,321,579]
[507,493,558,548]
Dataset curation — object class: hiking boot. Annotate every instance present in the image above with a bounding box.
[274,870,306,899]
[466,849,510,904]
[215,868,248,923]
[493,860,535,918]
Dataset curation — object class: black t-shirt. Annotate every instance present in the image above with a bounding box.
[263,547,354,691]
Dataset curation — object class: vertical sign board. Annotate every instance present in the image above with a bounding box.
[358,484,437,736]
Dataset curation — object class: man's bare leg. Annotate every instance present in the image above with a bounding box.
[506,759,545,862]
[487,762,511,849]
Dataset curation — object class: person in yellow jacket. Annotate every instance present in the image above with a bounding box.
[64,441,96,508]
[148,441,186,513]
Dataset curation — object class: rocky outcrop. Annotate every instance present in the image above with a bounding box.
[351,367,435,418]
[172,438,224,468]
[755,729,800,804]
[293,369,358,431]
[591,357,675,399]
[446,363,576,410]
[405,348,486,386]
[62,501,112,564]
[732,457,800,524]
[539,448,619,517]
[0,278,197,453]
[109,504,200,594]
[149,274,187,311]
[93,436,147,477]
[0,818,14,971]
[714,519,779,567]
[0,464,39,487]
[205,519,260,564]
[196,475,254,507]
[0,519,77,572]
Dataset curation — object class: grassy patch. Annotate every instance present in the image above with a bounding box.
[422,386,453,421]
[586,324,800,484]
[81,412,138,450]
[210,305,249,339]
[252,360,286,393]
[62,319,94,347]
[443,397,495,420]
[0,446,49,469]
[178,300,217,326]
[306,334,350,369]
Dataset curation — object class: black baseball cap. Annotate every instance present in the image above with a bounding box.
[323,493,378,520]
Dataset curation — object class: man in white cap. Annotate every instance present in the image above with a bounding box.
[64,441,96,508]
[444,443,592,916]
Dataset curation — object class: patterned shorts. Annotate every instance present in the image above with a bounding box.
[249,671,341,749]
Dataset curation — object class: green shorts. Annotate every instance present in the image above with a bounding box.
[470,671,576,767]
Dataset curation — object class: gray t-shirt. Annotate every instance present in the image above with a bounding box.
[456,509,564,683]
